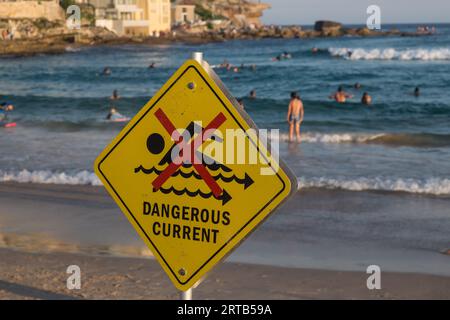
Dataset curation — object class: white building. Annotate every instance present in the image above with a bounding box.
[91,0,171,36]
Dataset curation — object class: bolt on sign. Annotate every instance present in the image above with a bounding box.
[94,56,297,291]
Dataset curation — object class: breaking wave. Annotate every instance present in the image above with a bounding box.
[1,170,450,196]
[277,132,450,148]
[329,47,450,60]
[0,170,101,186]
[298,177,450,196]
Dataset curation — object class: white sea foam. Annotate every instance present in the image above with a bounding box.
[1,170,449,196]
[329,47,450,60]
[277,132,384,144]
[0,170,102,186]
[298,177,450,195]
[276,132,450,147]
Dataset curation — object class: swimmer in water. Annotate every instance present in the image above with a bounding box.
[148,62,156,69]
[282,51,292,59]
[110,90,120,100]
[102,67,111,76]
[354,82,362,90]
[249,90,256,99]
[414,87,420,97]
[361,92,372,105]
[286,92,304,143]
[273,52,292,61]
[329,86,353,103]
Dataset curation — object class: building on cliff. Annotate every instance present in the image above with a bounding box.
[171,0,196,26]
[88,0,171,36]
[0,0,64,21]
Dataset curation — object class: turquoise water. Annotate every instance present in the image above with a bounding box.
[1,24,450,196]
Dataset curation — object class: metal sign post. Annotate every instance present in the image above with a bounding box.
[181,288,193,300]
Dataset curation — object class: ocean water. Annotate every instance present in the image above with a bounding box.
[1,24,449,274]
[1,24,450,196]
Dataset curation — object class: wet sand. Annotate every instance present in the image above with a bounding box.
[1,247,450,300]
[0,182,449,299]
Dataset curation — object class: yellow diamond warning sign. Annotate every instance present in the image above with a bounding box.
[94,58,297,291]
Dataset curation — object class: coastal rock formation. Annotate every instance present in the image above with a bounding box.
[193,0,271,28]
[314,20,342,33]
[0,0,64,21]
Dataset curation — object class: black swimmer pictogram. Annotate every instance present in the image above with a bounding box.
[134,108,254,205]
[135,165,254,189]
[158,186,232,206]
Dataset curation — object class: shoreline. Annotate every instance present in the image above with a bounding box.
[0,181,449,276]
[0,35,224,58]
[1,247,450,299]
[0,25,434,58]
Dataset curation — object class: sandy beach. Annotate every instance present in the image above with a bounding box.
[2,247,450,300]
[0,182,449,299]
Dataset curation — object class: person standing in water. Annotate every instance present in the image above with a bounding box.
[361,92,372,105]
[287,92,304,143]
[329,86,353,103]
[414,87,420,97]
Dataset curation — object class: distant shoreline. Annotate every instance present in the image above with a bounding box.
[0,23,436,58]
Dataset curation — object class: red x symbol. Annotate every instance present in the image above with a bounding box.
[152,108,226,198]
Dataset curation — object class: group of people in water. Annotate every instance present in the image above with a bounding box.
[106,89,129,121]
[284,83,422,142]
[217,61,257,73]
[272,52,292,61]
[416,25,436,35]
[101,62,157,77]
[329,84,372,105]
[96,56,422,143]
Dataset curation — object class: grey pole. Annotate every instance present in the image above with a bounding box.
[192,52,203,62]
[179,53,204,302]
[181,288,193,300]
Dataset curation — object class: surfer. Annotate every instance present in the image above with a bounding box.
[106,107,127,121]
[329,86,353,103]
[0,102,14,122]
[287,92,304,143]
